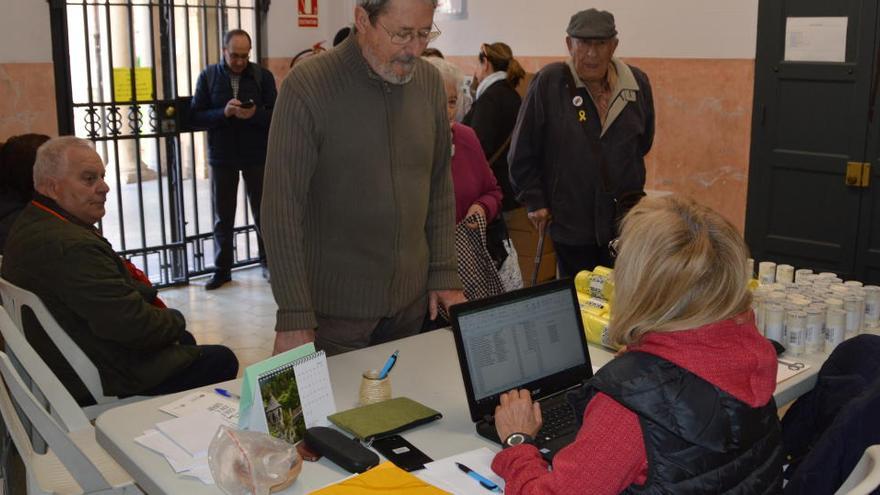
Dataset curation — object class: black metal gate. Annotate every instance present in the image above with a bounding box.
[48,0,267,287]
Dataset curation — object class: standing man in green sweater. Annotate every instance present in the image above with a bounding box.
[262,0,464,356]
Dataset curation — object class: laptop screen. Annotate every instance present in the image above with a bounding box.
[454,282,589,401]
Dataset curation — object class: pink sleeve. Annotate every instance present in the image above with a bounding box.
[491,392,647,495]
[458,124,503,221]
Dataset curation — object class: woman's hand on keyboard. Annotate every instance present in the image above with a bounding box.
[495,389,543,442]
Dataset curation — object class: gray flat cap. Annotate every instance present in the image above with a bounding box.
[566,8,617,39]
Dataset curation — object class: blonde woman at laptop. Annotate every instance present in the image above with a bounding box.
[491,196,783,494]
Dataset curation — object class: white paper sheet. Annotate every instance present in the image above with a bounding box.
[155,410,226,458]
[159,390,239,425]
[785,17,848,62]
[418,447,505,495]
[180,464,215,485]
[134,429,208,473]
[292,352,336,428]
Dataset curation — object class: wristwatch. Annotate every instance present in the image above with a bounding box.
[504,432,535,448]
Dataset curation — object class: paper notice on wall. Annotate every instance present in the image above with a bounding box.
[784,17,848,62]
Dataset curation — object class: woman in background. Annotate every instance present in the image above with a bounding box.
[424,56,502,230]
[0,133,50,252]
[424,56,504,306]
[463,42,524,213]
[491,196,783,494]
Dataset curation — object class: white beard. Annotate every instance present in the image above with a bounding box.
[361,44,416,85]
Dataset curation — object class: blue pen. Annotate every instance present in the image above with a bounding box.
[214,388,240,400]
[377,350,399,379]
[456,462,501,493]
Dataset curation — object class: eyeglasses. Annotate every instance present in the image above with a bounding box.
[376,21,442,45]
[227,52,250,61]
[608,237,620,259]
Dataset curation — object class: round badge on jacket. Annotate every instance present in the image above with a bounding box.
[572,95,584,107]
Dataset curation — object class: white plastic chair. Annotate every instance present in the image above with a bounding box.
[0,276,146,419]
[836,444,880,495]
[0,307,141,494]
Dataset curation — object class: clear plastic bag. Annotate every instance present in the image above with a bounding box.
[208,426,302,495]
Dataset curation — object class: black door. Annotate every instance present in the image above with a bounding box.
[746,0,878,281]
[858,88,880,283]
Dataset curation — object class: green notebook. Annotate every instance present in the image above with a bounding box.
[327,397,442,441]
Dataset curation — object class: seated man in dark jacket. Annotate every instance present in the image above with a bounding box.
[1,136,238,406]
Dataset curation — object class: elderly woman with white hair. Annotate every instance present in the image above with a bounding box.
[424,56,502,231]
[423,56,504,304]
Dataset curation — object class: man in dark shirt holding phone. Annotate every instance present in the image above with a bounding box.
[191,29,277,289]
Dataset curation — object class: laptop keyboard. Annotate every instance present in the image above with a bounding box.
[537,396,579,443]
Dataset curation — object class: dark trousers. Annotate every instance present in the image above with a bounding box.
[140,331,239,396]
[554,242,614,279]
[211,165,265,272]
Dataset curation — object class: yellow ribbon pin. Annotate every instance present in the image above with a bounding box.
[578,110,587,122]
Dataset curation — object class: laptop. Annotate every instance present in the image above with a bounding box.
[450,279,593,461]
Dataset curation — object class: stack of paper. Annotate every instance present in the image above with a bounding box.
[418,447,506,495]
[134,391,241,484]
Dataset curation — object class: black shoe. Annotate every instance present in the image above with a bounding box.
[205,271,232,290]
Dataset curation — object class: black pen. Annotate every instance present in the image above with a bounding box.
[456,462,501,493]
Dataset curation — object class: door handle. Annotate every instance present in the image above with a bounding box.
[846,162,871,187]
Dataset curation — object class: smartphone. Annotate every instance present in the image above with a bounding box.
[371,435,433,472]
[239,99,255,108]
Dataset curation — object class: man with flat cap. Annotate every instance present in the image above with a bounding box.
[509,8,654,277]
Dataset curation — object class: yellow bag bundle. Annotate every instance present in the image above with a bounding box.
[574,267,615,301]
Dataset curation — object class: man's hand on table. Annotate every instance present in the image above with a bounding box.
[273,329,316,355]
[429,289,466,320]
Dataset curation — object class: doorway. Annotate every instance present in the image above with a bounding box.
[49,0,267,286]
[746,0,880,283]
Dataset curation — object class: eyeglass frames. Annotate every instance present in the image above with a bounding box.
[376,21,442,45]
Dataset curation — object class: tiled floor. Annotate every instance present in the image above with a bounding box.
[160,265,277,374]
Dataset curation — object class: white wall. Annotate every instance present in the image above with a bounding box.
[0,0,52,63]
[266,0,356,57]
[431,0,759,59]
[0,0,758,63]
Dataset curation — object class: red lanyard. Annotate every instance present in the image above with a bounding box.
[31,200,68,223]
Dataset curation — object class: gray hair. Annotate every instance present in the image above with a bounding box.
[422,56,472,121]
[358,0,438,23]
[423,55,463,90]
[33,136,95,190]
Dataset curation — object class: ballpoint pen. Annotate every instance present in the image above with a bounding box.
[377,349,399,379]
[456,462,502,493]
[214,388,240,400]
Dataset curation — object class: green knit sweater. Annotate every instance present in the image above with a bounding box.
[262,35,460,331]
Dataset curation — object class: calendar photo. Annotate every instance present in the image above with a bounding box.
[258,366,306,445]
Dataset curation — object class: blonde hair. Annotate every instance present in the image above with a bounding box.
[609,196,752,346]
